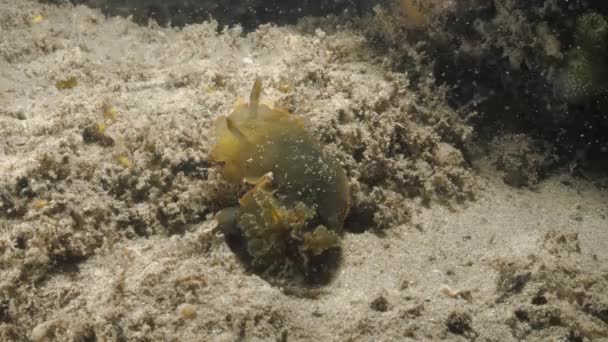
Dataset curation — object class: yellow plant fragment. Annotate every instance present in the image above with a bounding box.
[401,0,426,27]
[102,103,118,122]
[117,154,133,169]
[96,122,106,134]
[32,199,48,209]
[204,85,216,94]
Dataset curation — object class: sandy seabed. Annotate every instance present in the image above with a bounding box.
[1,1,607,341]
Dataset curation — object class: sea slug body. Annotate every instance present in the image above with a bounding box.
[211,78,350,275]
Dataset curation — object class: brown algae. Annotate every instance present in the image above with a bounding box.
[55,76,78,90]
[211,78,350,275]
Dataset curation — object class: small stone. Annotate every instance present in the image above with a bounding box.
[433,143,464,167]
[82,126,114,147]
[446,311,472,335]
[370,296,389,312]
[31,321,54,341]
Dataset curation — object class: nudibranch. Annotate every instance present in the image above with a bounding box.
[211,78,350,274]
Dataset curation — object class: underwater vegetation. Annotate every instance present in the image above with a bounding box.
[392,0,608,172]
[555,12,608,103]
[211,79,350,278]
[399,0,426,27]
[54,76,78,90]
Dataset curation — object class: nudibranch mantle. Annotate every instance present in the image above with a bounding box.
[211,78,350,272]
